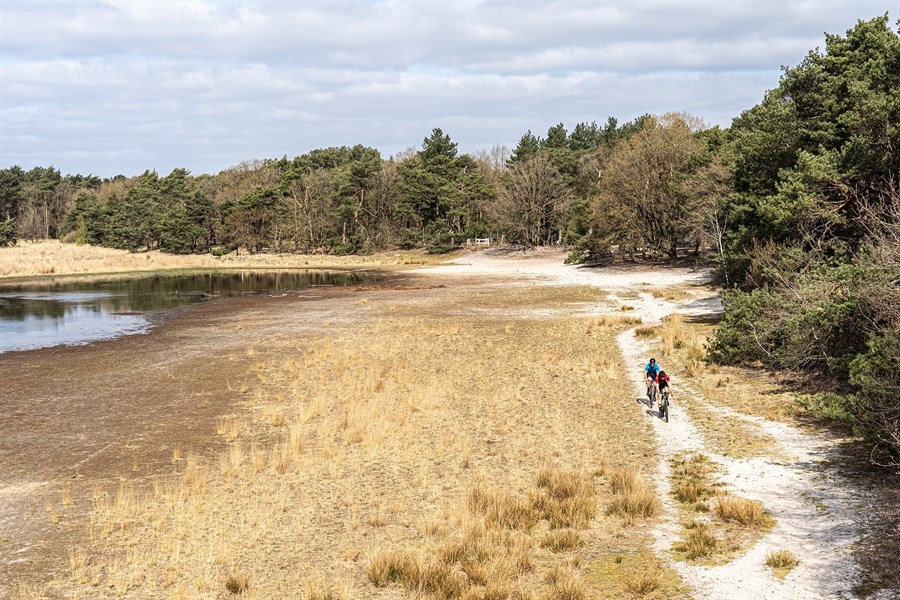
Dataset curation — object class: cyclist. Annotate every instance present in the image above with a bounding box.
[657,370,672,420]
[644,358,661,399]
[657,370,671,399]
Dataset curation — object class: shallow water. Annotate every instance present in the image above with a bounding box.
[0,270,369,353]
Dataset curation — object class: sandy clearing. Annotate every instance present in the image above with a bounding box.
[418,248,866,599]
[417,248,713,292]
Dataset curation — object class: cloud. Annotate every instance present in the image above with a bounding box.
[1,0,896,176]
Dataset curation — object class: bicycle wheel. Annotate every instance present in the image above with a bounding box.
[649,385,656,408]
[662,392,669,422]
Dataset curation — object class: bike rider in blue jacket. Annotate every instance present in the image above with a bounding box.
[644,358,661,398]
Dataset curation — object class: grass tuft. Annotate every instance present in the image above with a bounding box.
[674,521,717,560]
[532,469,597,528]
[366,549,463,596]
[622,570,662,597]
[634,325,657,338]
[714,494,770,528]
[224,572,249,595]
[766,549,800,578]
[544,564,586,600]
[540,529,582,553]
[671,454,715,505]
[468,481,539,531]
[606,467,658,520]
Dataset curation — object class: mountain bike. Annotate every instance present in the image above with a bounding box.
[659,390,670,422]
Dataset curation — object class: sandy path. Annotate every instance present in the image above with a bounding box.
[417,248,865,599]
[619,328,862,599]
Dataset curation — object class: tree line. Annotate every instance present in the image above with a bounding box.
[1,17,897,460]
[0,117,653,255]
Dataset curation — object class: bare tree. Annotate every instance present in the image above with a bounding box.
[495,153,571,248]
[685,156,734,278]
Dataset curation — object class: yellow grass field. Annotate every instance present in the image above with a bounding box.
[0,240,447,279]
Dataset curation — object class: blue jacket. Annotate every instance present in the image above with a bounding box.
[645,363,661,378]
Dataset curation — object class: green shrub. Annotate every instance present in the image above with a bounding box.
[848,333,900,460]
[0,218,17,247]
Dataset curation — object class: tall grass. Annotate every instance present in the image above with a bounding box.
[57,300,656,597]
[659,313,707,375]
[606,467,659,520]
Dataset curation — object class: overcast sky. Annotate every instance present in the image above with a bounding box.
[1,1,896,178]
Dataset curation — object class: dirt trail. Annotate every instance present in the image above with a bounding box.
[619,326,862,599]
[419,248,867,599]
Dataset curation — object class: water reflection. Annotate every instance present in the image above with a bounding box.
[0,270,369,353]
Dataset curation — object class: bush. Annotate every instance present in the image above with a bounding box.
[710,260,881,379]
[397,228,421,250]
[798,393,855,424]
[848,333,900,461]
[0,218,17,247]
[424,222,456,254]
[707,288,771,365]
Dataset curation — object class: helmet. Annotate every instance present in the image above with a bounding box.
[649,358,656,364]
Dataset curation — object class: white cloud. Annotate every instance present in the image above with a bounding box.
[0,0,896,176]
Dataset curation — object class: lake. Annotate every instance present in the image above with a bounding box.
[0,270,372,353]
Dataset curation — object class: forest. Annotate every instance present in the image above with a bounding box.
[1,16,898,461]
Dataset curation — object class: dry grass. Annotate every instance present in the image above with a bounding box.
[674,521,718,560]
[714,494,772,528]
[606,467,659,521]
[670,454,717,506]
[304,577,353,600]
[586,314,642,329]
[669,453,773,564]
[544,564,586,600]
[765,549,800,578]
[658,314,704,376]
[540,529,582,552]
[646,287,693,302]
[532,468,598,529]
[588,552,684,599]
[0,239,451,279]
[681,400,777,459]
[622,570,662,597]
[12,582,48,600]
[225,571,250,594]
[366,550,465,596]
[468,481,540,531]
[34,282,670,598]
[634,325,657,338]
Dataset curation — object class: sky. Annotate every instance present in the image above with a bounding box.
[1,1,897,178]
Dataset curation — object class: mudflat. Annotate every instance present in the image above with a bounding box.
[0,283,378,587]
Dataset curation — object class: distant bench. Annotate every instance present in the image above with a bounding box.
[467,238,492,247]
